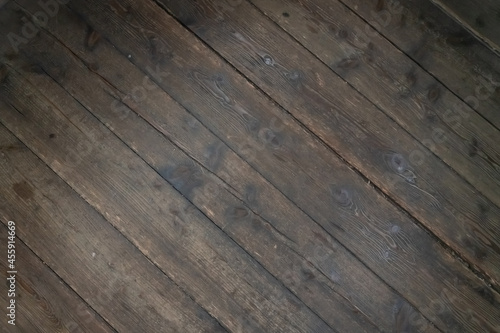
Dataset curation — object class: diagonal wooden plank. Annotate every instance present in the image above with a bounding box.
[153,0,500,287]
[0,125,228,332]
[246,0,500,210]
[0,5,442,332]
[338,0,500,130]
[0,29,337,333]
[20,0,500,331]
[430,0,500,56]
[0,222,115,333]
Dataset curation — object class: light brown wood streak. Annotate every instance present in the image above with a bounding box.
[0,5,441,332]
[153,0,500,287]
[0,124,228,332]
[10,0,497,331]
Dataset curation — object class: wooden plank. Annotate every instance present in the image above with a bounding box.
[0,5,440,332]
[0,222,114,333]
[18,0,500,331]
[0,80,336,333]
[337,0,500,131]
[430,0,500,55]
[247,0,500,210]
[0,20,338,333]
[153,0,500,285]
[0,126,228,332]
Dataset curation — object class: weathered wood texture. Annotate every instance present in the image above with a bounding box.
[0,221,115,333]
[0,124,229,332]
[33,0,500,331]
[430,0,500,55]
[2,2,443,332]
[340,0,500,130]
[0,0,499,332]
[156,0,500,287]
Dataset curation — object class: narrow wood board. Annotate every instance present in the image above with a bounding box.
[13,0,500,331]
[0,222,115,333]
[431,0,500,55]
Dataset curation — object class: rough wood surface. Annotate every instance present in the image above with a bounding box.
[1,3,442,332]
[247,0,500,209]
[154,0,500,288]
[430,0,500,55]
[0,0,499,331]
[0,125,228,332]
[0,222,115,333]
[339,0,500,130]
[8,0,496,331]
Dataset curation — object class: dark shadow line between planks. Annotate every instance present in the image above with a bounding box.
[430,0,500,58]
[150,0,500,293]
[0,99,231,332]
[33,36,353,333]
[0,186,119,333]
[243,0,500,212]
[243,0,500,293]
[334,0,500,133]
[2,48,339,333]
[15,5,412,330]
[44,3,495,329]
[27,2,452,329]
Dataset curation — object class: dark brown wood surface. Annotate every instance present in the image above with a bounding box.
[155,0,500,287]
[430,0,500,55]
[340,0,500,130]
[0,0,499,332]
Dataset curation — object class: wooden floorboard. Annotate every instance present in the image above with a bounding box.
[0,221,115,333]
[341,0,500,130]
[155,0,500,286]
[430,0,500,56]
[1,0,499,332]
[0,124,228,332]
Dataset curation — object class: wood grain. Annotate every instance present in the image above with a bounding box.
[0,222,115,333]
[0,4,441,332]
[431,0,500,55]
[338,0,500,130]
[247,0,500,211]
[0,20,338,333]
[13,0,498,331]
[0,125,228,332]
[154,0,500,287]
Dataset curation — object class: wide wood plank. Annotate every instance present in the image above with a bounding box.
[0,4,443,332]
[339,0,500,130]
[23,0,500,331]
[0,125,228,332]
[431,0,500,55]
[154,0,500,286]
[0,222,114,333]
